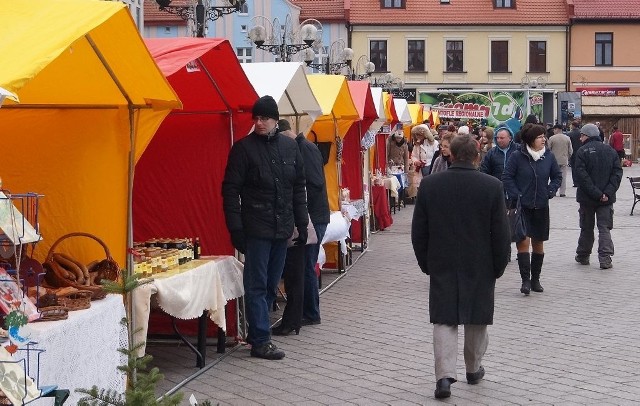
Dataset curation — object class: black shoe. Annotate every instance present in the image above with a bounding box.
[559,194,566,197]
[466,366,485,385]
[271,324,300,336]
[531,280,544,292]
[600,261,613,269]
[250,341,285,360]
[520,280,531,295]
[575,255,590,265]
[434,377,455,399]
[301,318,321,326]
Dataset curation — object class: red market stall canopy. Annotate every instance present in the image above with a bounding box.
[0,0,181,266]
[133,38,258,255]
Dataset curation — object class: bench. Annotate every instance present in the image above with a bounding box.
[629,176,640,215]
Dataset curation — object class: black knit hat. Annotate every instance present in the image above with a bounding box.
[252,95,279,121]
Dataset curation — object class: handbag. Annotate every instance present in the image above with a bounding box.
[506,197,527,243]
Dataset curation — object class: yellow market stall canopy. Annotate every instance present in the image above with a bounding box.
[0,0,181,266]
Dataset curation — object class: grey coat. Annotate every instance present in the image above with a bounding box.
[411,162,511,325]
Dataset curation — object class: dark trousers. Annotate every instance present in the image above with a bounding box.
[280,244,305,329]
[577,204,614,262]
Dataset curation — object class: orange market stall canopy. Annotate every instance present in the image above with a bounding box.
[134,38,258,255]
[0,0,181,266]
[304,75,360,211]
[241,62,322,133]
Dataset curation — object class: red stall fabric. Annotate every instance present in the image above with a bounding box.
[342,82,378,243]
[371,185,392,230]
[134,38,258,256]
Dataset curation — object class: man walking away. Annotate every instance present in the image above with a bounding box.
[567,121,582,187]
[574,123,623,269]
[411,134,511,400]
[547,123,573,197]
[609,126,626,161]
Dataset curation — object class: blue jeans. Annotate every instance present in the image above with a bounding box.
[303,223,327,322]
[243,236,288,346]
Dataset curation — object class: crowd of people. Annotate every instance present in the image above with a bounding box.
[410,115,623,399]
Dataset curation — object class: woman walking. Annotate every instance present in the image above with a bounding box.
[502,123,562,295]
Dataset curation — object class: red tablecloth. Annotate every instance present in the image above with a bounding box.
[372,185,393,230]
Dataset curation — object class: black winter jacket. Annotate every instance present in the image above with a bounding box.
[222,131,308,239]
[296,134,330,225]
[479,142,517,180]
[574,137,623,206]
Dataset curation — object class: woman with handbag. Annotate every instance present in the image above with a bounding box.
[502,123,562,295]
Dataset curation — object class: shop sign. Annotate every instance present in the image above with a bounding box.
[576,87,630,96]
[390,88,417,102]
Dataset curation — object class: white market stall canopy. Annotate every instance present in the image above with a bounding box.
[241,62,322,131]
[393,98,412,123]
[369,87,386,132]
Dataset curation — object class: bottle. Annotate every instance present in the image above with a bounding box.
[193,237,201,259]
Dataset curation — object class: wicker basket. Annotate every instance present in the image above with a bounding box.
[43,232,120,300]
[56,290,92,311]
[36,306,69,321]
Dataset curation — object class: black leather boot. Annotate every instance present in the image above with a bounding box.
[517,252,531,295]
[531,252,544,292]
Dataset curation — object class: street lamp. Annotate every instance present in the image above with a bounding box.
[248,15,322,62]
[345,55,376,80]
[373,73,404,91]
[154,0,244,38]
[302,39,354,75]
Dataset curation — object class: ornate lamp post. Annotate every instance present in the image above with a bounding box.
[248,15,322,62]
[374,73,404,91]
[345,55,376,80]
[302,39,354,75]
[154,0,244,38]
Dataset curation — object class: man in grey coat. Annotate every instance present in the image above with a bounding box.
[411,133,511,400]
[547,124,573,197]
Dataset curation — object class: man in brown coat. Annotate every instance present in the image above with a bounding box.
[411,133,511,399]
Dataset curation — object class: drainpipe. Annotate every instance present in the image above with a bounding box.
[566,22,571,91]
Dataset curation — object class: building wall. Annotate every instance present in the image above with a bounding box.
[350,25,567,92]
[569,23,640,94]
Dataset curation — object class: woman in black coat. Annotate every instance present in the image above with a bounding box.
[502,123,562,295]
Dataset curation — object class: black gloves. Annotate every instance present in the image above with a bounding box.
[292,226,308,246]
[230,231,246,254]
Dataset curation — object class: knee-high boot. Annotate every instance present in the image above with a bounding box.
[517,252,531,295]
[530,253,544,293]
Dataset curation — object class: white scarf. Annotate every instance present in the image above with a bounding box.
[526,145,545,161]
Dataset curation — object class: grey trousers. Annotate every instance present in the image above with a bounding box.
[577,204,614,262]
[558,164,569,195]
[433,324,488,381]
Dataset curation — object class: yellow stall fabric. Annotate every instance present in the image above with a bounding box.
[0,0,181,266]
[304,75,359,211]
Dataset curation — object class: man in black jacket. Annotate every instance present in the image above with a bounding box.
[568,120,582,187]
[222,96,308,360]
[573,123,623,269]
[479,125,516,181]
[272,120,330,335]
[412,134,510,400]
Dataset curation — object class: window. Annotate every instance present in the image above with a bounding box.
[595,33,613,66]
[240,2,248,13]
[446,40,463,72]
[382,0,404,8]
[240,25,247,33]
[370,40,388,72]
[237,47,252,63]
[490,41,508,72]
[529,41,546,72]
[407,40,425,71]
[495,0,514,7]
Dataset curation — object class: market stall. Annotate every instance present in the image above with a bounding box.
[0,0,181,267]
[341,81,378,247]
[241,62,323,133]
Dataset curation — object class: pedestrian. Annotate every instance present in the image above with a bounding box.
[596,121,605,142]
[478,126,494,162]
[567,120,582,187]
[429,131,454,174]
[514,113,538,144]
[574,123,623,269]
[271,119,330,335]
[412,133,511,400]
[502,123,562,295]
[547,123,573,197]
[222,95,309,360]
[479,126,516,180]
[411,124,438,176]
[608,126,626,161]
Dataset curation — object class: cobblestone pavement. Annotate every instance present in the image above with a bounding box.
[153,165,640,405]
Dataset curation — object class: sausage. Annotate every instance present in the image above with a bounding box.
[53,253,85,284]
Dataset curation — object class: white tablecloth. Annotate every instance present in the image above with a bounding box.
[24,294,127,405]
[132,256,244,357]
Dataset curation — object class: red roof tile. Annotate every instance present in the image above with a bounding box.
[569,0,640,19]
[144,0,188,24]
[347,0,569,25]
[292,0,346,22]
